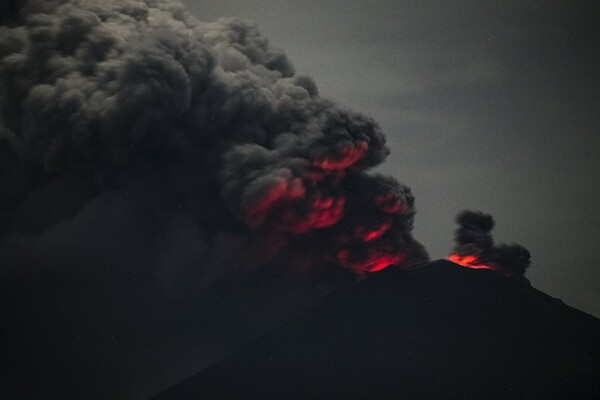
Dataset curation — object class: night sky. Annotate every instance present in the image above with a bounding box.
[185,0,600,315]
[1,1,599,399]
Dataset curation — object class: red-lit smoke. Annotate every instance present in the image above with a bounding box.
[447,254,496,271]
[233,157,426,274]
[450,211,531,281]
[0,0,428,285]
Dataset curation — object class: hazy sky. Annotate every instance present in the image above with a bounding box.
[184,0,600,316]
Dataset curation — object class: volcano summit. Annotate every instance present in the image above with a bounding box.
[152,259,600,400]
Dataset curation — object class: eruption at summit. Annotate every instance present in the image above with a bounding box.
[0,0,428,283]
[447,254,496,271]
[0,1,566,399]
[447,211,531,281]
[0,2,432,395]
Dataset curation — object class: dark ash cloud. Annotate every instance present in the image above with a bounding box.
[0,0,428,398]
[452,210,531,281]
[0,0,426,278]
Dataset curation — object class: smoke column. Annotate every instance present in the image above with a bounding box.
[450,210,531,282]
[0,1,428,397]
[0,0,427,280]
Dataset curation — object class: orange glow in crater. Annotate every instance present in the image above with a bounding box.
[447,254,496,271]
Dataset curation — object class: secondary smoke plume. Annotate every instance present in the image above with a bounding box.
[450,210,531,281]
[0,0,427,285]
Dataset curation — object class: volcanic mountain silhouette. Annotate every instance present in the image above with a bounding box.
[152,260,600,399]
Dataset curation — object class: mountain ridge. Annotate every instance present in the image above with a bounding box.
[152,259,600,399]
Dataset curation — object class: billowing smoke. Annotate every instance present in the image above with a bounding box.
[0,0,427,282]
[0,2,428,397]
[452,211,531,281]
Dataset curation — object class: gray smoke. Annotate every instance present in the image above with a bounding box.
[0,1,428,397]
[0,0,427,282]
[452,210,531,281]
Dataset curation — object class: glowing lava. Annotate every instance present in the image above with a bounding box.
[446,254,496,271]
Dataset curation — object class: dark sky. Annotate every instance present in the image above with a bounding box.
[1,1,599,400]
[185,0,600,316]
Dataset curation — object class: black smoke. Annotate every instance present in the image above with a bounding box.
[0,0,427,398]
[452,210,531,281]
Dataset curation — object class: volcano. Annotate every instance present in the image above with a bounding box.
[151,259,600,399]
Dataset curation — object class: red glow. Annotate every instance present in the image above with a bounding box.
[447,254,496,271]
[313,141,369,170]
[363,222,392,242]
[243,173,347,233]
[375,193,404,214]
[245,176,305,227]
[368,258,396,272]
[279,195,345,233]
[336,249,403,274]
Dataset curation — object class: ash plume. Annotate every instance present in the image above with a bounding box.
[452,210,531,280]
[0,0,427,285]
[0,1,429,396]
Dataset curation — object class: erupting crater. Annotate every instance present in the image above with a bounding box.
[446,254,497,271]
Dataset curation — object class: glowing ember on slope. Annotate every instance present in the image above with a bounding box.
[446,254,497,271]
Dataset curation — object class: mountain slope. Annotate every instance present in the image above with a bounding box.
[152,259,600,399]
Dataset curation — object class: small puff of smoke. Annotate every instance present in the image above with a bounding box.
[453,211,531,280]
